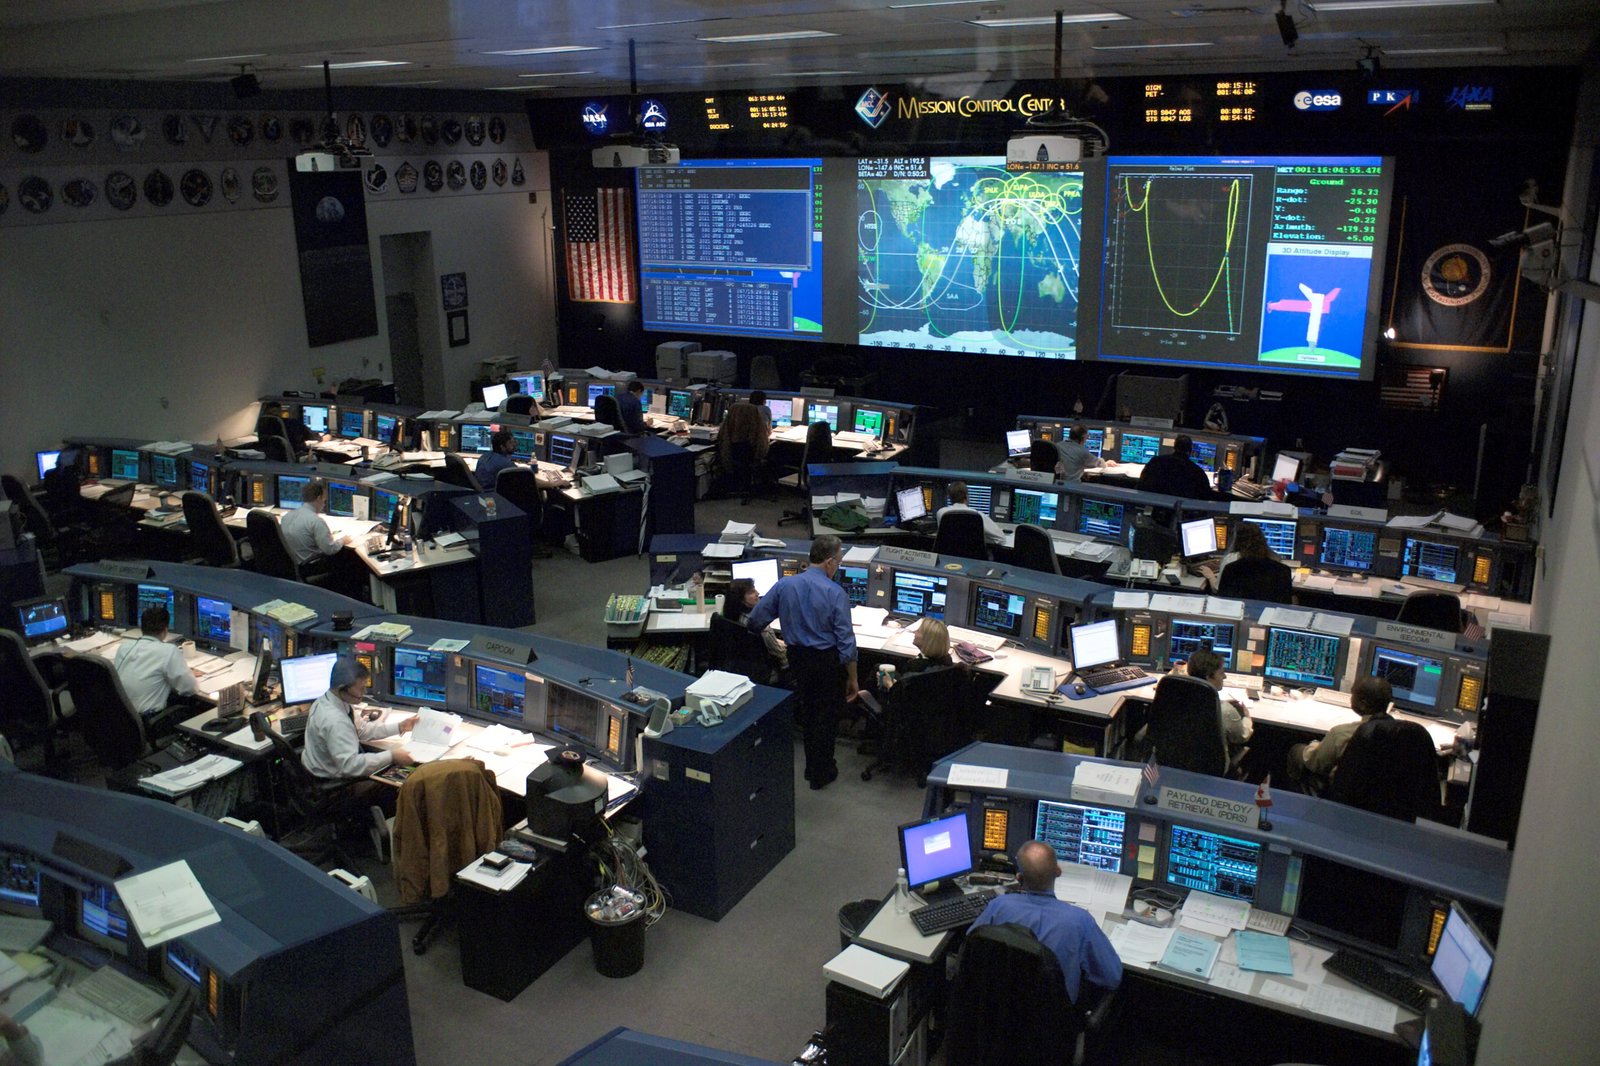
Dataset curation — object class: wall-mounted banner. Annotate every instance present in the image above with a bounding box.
[287,168,378,348]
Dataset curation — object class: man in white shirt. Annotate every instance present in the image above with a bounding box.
[113,606,203,718]
[936,481,1006,546]
[278,478,368,601]
[301,657,415,781]
[1180,648,1253,753]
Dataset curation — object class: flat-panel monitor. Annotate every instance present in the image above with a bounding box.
[373,488,400,525]
[1243,517,1297,557]
[1076,499,1125,540]
[1069,618,1121,670]
[1189,440,1219,473]
[585,383,616,408]
[0,852,42,912]
[731,558,780,596]
[1119,433,1160,464]
[392,647,449,706]
[1403,537,1461,584]
[35,449,62,480]
[151,454,179,489]
[1263,626,1342,688]
[1010,488,1058,526]
[896,486,928,522]
[890,570,947,619]
[111,448,140,481]
[1083,427,1105,456]
[766,397,793,428]
[962,483,994,516]
[544,681,601,749]
[459,422,494,453]
[837,564,869,606]
[547,433,577,467]
[1006,429,1033,458]
[1295,855,1409,952]
[280,652,337,705]
[79,882,131,950]
[1167,618,1238,671]
[898,811,974,893]
[188,460,210,494]
[510,428,537,459]
[482,383,509,408]
[374,413,399,444]
[326,481,358,518]
[1180,517,1219,558]
[474,664,526,721]
[970,586,1026,639]
[510,372,546,401]
[1272,453,1301,483]
[300,405,330,434]
[1369,644,1444,712]
[810,404,840,433]
[1430,903,1494,1017]
[338,409,365,439]
[136,583,175,623]
[164,940,208,990]
[1034,799,1126,873]
[667,389,694,419]
[16,596,69,645]
[1320,525,1377,572]
[1165,824,1261,902]
[853,408,885,437]
[276,474,310,507]
[194,596,232,645]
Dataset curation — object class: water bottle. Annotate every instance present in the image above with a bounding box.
[894,867,910,915]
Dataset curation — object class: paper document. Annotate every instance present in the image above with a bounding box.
[850,606,889,628]
[1053,868,1131,918]
[115,859,221,945]
[1310,612,1355,636]
[700,542,744,559]
[1203,597,1245,620]
[1234,931,1294,974]
[720,520,757,540]
[946,764,1009,790]
[1148,593,1205,615]
[0,915,52,952]
[1112,591,1150,611]
[843,545,878,564]
[1160,931,1221,979]
[1304,983,1401,1029]
[0,952,25,996]
[1209,961,1256,994]
[1071,762,1142,805]
[1298,574,1337,592]
[1107,920,1175,964]
[464,724,523,752]
[139,754,242,796]
[1258,607,1315,629]
[62,631,120,654]
[428,638,471,653]
[1259,979,1308,1008]
[411,710,463,749]
[1182,891,1251,931]
[23,1004,116,1066]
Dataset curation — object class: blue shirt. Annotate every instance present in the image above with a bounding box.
[969,890,1123,1003]
[618,391,646,434]
[746,564,856,663]
[475,450,516,487]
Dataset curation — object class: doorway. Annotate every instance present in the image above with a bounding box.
[379,232,443,407]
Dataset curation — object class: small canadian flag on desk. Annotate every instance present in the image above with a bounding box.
[1255,775,1275,830]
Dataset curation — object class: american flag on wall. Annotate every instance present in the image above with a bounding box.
[563,187,636,303]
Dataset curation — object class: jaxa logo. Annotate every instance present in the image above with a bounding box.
[1446,85,1494,111]
[855,87,891,128]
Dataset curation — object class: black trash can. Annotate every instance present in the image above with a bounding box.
[586,889,646,978]
[837,898,881,952]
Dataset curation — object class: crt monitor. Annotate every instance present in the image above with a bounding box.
[136,583,175,623]
[898,811,974,893]
[338,409,366,439]
[890,570,947,619]
[392,647,449,705]
[766,397,793,427]
[1403,537,1462,584]
[970,586,1026,639]
[277,474,310,507]
[510,372,545,401]
[731,558,780,595]
[1167,618,1237,671]
[1189,440,1218,473]
[1164,824,1262,902]
[481,383,509,408]
[1082,427,1105,456]
[960,483,994,516]
[35,449,61,480]
[1319,525,1378,572]
[78,882,131,951]
[547,433,578,467]
[896,485,928,522]
[300,405,330,434]
[587,383,617,407]
[459,422,494,453]
[194,596,232,645]
[16,596,69,645]
[1034,799,1126,873]
[1119,432,1160,464]
[151,454,179,489]
[1179,517,1219,558]
[1010,488,1057,525]
[1243,517,1298,557]
[853,408,885,437]
[325,481,358,518]
[1271,453,1301,483]
[809,403,840,432]
[474,664,526,720]
[1263,626,1343,688]
[374,413,399,444]
[1368,644,1445,713]
[373,488,400,525]
[1076,499,1126,540]
[510,427,537,460]
[188,460,211,494]
[280,652,337,705]
[836,564,869,606]
[1006,429,1033,458]
[110,448,140,481]
[1430,902,1494,1017]
[0,852,42,913]
[1069,618,1122,670]
[667,389,694,419]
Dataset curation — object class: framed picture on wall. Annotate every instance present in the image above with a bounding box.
[441,272,468,310]
[447,309,469,347]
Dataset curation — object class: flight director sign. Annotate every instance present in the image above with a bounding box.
[1293,90,1343,112]
[855,86,1075,127]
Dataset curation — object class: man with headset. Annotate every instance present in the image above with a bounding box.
[113,606,206,720]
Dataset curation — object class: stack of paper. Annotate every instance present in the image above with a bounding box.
[351,621,414,642]
[457,856,531,892]
[405,711,465,762]
[252,600,317,626]
[1203,596,1245,620]
[1179,891,1251,937]
[719,520,757,545]
[139,754,243,797]
[1159,930,1221,980]
[1071,762,1143,807]
[1233,930,1295,974]
[1258,606,1314,630]
[1053,867,1132,920]
[1105,920,1174,964]
[464,724,524,753]
[685,670,756,716]
[0,916,52,952]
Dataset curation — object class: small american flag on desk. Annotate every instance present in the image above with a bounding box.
[564,188,635,303]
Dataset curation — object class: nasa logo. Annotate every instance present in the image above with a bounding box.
[581,102,609,136]
[1422,243,1491,307]
[1293,90,1342,112]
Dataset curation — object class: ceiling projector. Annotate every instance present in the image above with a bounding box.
[1006,133,1084,168]
[592,143,680,168]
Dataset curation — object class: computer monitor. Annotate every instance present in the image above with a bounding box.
[1416,1003,1473,1066]
[279,652,337,705]
[810,403,840,432]
[1164,824,1261,902]
[1368,644,1445,713]
[301,405,330,434]
[667,389,694,419]
[896,486,928,522]
[374,413,399,444]
[1430,903,1494,1017]
[1076,499,1125,540]
[1189,440,1219,473]
[510,372,546,401]
[277,474,310,507]
[890,571,947,619]
[544,681,602,749]
[587,383,617,407]
[766,397,793,428]
[338,409,365,439]
[1010,488,1058,526]
[326,481,358,518]
[150,454,179,489]
[1069,618,1121,670]
[136,583,175,623]
[1402,537,1462,584]
[853,408,885,437]
[188,460,211,494]
[373,488,400,526]
[78,882,131,951]
[0,852,42,913]
[1167,618,1237,671]
[837,564,869,606]
[548,433,577,467]
[1179,517,1219,558]
[1271,453,1301,483]
[1119,432,1160,464]
[1243,517,1298,557]
[110,448,140,481]
[1006,429,1033,458]
[1082,427,1105,456]
[898,811,974,894]
[15,596,69,645]
[970,586,1027,639]
[392,647,449,705]
[1034,799,1126,873]
[482,383,509,409]
[1319,525,1378,572]
[1263,626,1343,689]
[35,449,61,480]
[731,558,781,596]
[459,422,493,453]
[194,596,233,645]
[510,427,537,460]
[474,664,526,721]
[962,483,994,517]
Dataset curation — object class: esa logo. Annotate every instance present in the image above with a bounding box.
[1293,90,1342,112]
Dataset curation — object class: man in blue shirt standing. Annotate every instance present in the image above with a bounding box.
[746,535,859,789]
[970,840,1123,1005]
[476,429,517,487]
[618,380,648,435]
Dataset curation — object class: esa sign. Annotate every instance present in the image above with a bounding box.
[1293,90,1343,112]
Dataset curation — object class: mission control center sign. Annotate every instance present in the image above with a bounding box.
[855,86,1074,128]
[1158,786,1261,830]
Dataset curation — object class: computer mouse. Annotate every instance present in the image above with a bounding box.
[1072,679,1087,696]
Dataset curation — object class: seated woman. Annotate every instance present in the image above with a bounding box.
[891,618,955,685]
[722,577,787,669]
[1204,522,1293,602]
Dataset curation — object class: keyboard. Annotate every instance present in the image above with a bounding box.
[1321,949,1434,1013]
[909,889,997,936]
[74,965,170,1024]
[1400,575,1465,593]
[1079,665,1148,689]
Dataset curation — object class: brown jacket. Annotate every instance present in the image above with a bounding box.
[394,759,502,904]
[718,401,771,463]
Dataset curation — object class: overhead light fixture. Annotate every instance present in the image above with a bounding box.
[517,70,596,78]
[482,45,600,56]
[301,60,408,69]
[381,79,442,86]
[971,13,1128,27]
[687,62,772,69]
[1091,41,1214,50]
[1308,0,1496,11]
[1276,1,1299,48]
[186,53,265,63]
[597,17,727,28]
[1382,44,1504,54]
[699,29,838,43]
[787,70,862,76]
[888,0,988,8]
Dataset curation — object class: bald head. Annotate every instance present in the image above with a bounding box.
[1016,840,1061,892]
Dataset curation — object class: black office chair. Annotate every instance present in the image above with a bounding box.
[245,508,333,588]
[257,436,292,463]
[494,467,552,557]
[63,655,158,772]
[389,759,504,954]
[1012,523,1061,575]
[1396,591,1466,633]
[1030,439,1059,474]
[708,613,780,686]
[1142,674,1243,778]
[505,394,535,416]
[1216,557,1295,604]
[935,510,988,561]
[946,922,1106,1066]
[593,393,626,432]
[253,711,362,869]
[722,440,774,505]
[1327,716,1441,823]
[778,420,837,527]
[863,666,977,786]
[0,630,70,773]
[442,451,483,492]
[750,354,782,391]
[181,491,240,568]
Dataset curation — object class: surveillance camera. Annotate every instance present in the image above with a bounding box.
[1488,222,1556,251]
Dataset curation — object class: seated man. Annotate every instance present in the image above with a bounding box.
[937,481,1005,546]
[969,840,1123,1005]
[1136,434,1213,500]
[617,380,648,435]
[1286,675,1393,793]
[112,606,205,719]
[1179,648,1252,757]
[1053,424,1116,484]
[475,428,517,487]
[279,477,368,601]
[301,657,415,782]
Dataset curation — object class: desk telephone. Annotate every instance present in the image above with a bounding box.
[1125,559,1159,581]
[1023,666,1057,694]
